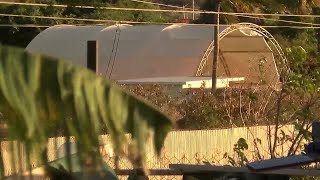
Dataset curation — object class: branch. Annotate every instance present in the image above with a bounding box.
[271,89,285,158]
[292,124,311,155]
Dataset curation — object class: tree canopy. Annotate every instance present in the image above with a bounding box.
[0,0,177,47]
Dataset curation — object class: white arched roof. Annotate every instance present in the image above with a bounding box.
[26,23,280,87]
[26,25,104,66]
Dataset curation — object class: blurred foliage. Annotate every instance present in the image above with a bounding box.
[0,45,172,178]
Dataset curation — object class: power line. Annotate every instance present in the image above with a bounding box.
[1,23,320,29]
[223,11,320,18]
[235,14,318,26]
[0,13,115,23]
[1,12,319,27]
[0,13,174,24]
[0,24,51,27]
[0,2,319,28]
[263,25,320,29]
[0,1,193,13]
[2,1,320,18]
[1,1,320,27]
[129,0,196,19]
[130,0,193,10]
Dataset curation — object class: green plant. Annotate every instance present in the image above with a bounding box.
[121,84,183,122]
[0,0,176,47]
[224,138,249,167]
[0,45,173,179]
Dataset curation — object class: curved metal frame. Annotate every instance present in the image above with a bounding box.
[196,23,288,77]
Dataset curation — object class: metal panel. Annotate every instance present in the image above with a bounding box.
[246,155,315,171]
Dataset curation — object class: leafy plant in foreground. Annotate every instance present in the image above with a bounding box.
[0,45,173,178]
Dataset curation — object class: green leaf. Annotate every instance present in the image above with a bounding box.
[237,138,248,150]
[0,45,172,169]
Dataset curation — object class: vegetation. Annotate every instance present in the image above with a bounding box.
[0,45,172,179]
[0,1,319,94]
[1,0,320,178]
[0,0,179,47]
[123,46,320,131]
[0,0,319,56]
[121,45,320,168]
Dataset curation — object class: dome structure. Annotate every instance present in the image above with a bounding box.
[26,23,286,89]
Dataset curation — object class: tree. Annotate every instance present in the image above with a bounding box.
[196,0,262,24]
[0,0,169,47]
[0,45,173,179]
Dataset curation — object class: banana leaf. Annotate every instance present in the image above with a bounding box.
[0,45,173,177]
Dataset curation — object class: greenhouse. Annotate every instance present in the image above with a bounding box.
[26,23,285,89]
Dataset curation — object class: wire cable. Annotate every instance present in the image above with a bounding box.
[0,13,115,23]
[105,24,120,77]
[0,24,51,27]
[0,1,194,13]
[130,0,193,10]
[1,13,319,27]
[2,23,320,29]
[235,14,318,26]
[2,1,320,18]
[108,24,121,79]
[1,2,320,27]
[0,13,176,24]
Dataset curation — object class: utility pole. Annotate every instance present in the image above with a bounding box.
[212,0,222,92]
[183,5,186,19]
[192,0,195,20]
[313,7,320,53]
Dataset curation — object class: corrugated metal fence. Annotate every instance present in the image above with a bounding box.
[1,125,298,176]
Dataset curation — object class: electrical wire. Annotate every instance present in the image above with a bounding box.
[1,13,319,27]
[2,1,320,18]
[1,23,320,29]
[0,1,195,13]
[1,1,320,27]
[0,24,51,27]
[262,25,320,29]
[0,2,319,29]
[235,14,319,26]
[0,13,115,23]
[0,13,176,24]
[130,0,193,10]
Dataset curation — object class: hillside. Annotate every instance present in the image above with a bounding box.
[0,0,319,132]
[0,0,319,67]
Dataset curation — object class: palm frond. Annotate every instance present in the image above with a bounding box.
[0,45,173,177]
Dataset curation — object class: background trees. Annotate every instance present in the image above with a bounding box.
[1,0,320,130]
[1,0,319,57]
[0,0,174,47]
